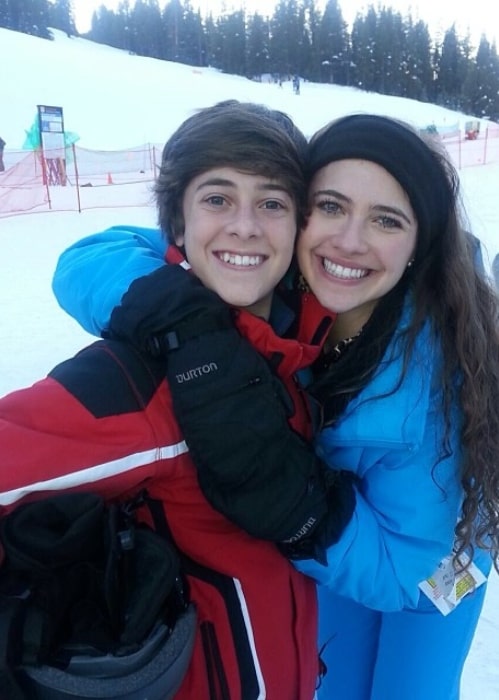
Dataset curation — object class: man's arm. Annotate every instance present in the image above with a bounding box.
[0,342,169,515]
[109,265,356,563]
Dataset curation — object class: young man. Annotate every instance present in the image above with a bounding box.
[0,101,354,699]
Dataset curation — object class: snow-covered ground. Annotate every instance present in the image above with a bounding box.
[1,26,498,697]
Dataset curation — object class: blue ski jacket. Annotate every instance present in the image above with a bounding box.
[295,307,491,604]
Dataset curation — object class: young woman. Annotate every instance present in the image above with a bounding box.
[290,115,499,698]
[52,114,499,699]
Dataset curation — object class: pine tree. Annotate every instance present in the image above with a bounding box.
[11,0,52,38]
[0,0,12,29]
[217,10,247,75]
[302,0,322,82]
[180,4,206,66]
[162,0,184,62]
[130,0,162,58]
[48,0,76,36]
[316,0,349,85]
[435,25,468,109]
[269,0,311,80]
[350,7,378,91]
[246,12,270,78]
[203,12,223,69]
[88,5,125,50]
[463,36,499,120]
[375,8,406,95]
[402,19,433,101]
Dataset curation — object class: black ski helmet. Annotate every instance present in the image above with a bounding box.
[16,605,196,700]
[0,491,196,700]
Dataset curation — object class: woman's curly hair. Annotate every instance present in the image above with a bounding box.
[409,175,499,570]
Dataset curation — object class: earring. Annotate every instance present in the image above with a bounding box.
[407,259,414,269]
[297,273,311,292]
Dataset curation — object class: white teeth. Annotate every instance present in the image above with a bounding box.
[219,252,263,267]
[323,259,368,279]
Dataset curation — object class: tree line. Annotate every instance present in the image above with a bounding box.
[2,0,499,122]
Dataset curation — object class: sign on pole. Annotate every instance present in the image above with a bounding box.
[37,105,67,185]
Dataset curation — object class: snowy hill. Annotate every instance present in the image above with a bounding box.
[1,27,486,150]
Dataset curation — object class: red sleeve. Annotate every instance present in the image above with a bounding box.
[0,342,185,514]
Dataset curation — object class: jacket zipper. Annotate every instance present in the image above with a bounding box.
[201,620,231,700]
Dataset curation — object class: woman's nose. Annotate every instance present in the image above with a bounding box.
[332,218,369,253]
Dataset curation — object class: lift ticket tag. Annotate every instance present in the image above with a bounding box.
[419,554,487,615]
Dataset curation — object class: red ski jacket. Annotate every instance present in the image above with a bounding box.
[0,293,332,700]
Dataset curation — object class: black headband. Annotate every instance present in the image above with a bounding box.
[308,115,456,260]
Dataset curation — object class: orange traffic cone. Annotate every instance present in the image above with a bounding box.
[107,172,113,185]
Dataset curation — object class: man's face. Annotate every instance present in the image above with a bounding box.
[177,167,297,319]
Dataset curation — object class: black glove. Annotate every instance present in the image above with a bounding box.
[108,264,233,354]
[277,469,356,562]
[168,328,356,563]
[109,265,356,563]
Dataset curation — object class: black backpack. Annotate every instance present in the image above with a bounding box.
[0,490,196,700]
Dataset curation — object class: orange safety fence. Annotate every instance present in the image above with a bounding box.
[0,143,162,218]
[440,122,499,169]
[0,150,49,216]
[2,128,499,219]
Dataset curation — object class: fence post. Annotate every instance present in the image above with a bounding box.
[152,145,158,175]
[483,127,489,165]
[38,150,52,210]
[72,143,81,213]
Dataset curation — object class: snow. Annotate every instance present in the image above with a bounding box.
[1,27,498,697]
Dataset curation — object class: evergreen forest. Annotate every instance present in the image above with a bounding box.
[2,0,499,121]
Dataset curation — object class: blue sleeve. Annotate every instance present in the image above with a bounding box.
[294,335,465,612]
[295,435,463,611]
[52,226,167,336]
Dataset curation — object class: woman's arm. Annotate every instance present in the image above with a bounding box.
[295,334,464,611]
[296,446,462,610]
[52,226,166,336]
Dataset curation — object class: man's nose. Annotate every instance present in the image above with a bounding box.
[227,206,263,239]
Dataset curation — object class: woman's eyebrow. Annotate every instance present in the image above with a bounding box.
[311,188,350,202]
[372,204,413,224]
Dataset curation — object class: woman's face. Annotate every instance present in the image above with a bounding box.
[297,159,418,335]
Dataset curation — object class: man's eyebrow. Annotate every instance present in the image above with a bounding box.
[195,177,235,191]
[312,188,413,224]
[259,182,291,194]
[195,178,290,194]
